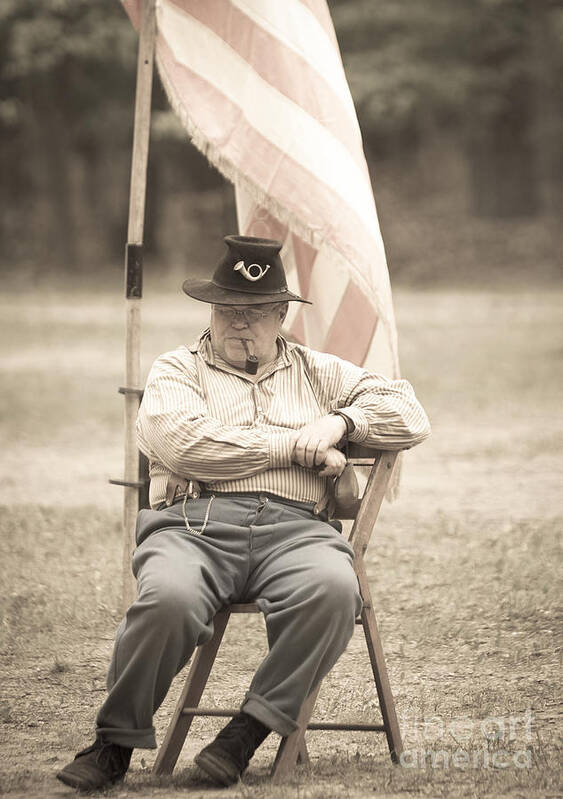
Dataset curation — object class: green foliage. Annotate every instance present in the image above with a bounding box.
[0,0,136,137]
[0,0,136,78]
[330,0,563,140]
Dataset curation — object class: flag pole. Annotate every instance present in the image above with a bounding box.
[120,0,156,611]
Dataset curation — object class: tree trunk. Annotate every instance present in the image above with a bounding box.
[466,82,540,217]
[531,0,563,216]
[465,0,541,218]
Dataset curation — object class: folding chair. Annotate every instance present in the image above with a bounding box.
[145,446,404,780]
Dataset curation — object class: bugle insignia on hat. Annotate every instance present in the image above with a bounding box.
[233,260,271,282]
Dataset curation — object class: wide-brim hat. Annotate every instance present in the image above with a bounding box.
[182,235,311,305]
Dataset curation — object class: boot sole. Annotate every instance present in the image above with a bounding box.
[194,750,241,786]
[56,769,124,792]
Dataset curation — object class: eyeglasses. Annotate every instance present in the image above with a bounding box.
[212,305,279,324]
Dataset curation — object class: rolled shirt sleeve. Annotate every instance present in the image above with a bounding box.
[341,375,431,449]
[299,348,431,450]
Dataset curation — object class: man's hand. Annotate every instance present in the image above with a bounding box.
[317,446,347,477]
[291,414,347,471]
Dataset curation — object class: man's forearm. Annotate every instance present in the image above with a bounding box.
[137,409,297,482]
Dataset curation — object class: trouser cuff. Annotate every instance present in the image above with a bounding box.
[96,725,157,749]
[241,692,299,737]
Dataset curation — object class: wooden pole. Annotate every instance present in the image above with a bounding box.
[121,0,156,612]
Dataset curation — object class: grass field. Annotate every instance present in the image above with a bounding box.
[0,282,561,798]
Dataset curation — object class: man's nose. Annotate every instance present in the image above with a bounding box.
[231,315,249,328]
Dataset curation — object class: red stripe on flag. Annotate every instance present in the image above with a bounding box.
[323,280,378,366]
[122,0,141,29]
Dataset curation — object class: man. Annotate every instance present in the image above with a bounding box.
[57,235,430,791]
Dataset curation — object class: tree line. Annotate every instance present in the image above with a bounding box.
[1,0,561,276]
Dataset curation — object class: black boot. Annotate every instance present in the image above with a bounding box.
[195,712,270,786]
[56,737,132,792]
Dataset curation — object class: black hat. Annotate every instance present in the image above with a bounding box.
[182,235,311,305]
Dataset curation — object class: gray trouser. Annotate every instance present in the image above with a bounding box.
[96,493,362,749]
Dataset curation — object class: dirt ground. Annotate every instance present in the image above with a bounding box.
[0,284,561,798]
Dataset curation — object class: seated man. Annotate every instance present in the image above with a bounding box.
[57,235,430,791]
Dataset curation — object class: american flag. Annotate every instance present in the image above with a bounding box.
[123,0,400,379]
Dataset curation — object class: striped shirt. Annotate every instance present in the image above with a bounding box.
[137,331,430,509]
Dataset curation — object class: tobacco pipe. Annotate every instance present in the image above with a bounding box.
[241,339,259,374]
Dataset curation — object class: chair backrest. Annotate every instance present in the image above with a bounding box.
[347,442,377,460]
[331,443,386,521]
[346,449,399,558]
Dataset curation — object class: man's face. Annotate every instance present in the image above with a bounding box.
[210,302,288,370]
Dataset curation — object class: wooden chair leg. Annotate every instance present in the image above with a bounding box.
[152,610,230,775]
[297,740,310,766]
[271,683,321,782]
[273,738,310,769]
[355,559,403,762]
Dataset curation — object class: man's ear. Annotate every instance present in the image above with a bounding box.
[279,302,289,324]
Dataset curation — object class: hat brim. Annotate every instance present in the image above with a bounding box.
[182,279,312,305]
